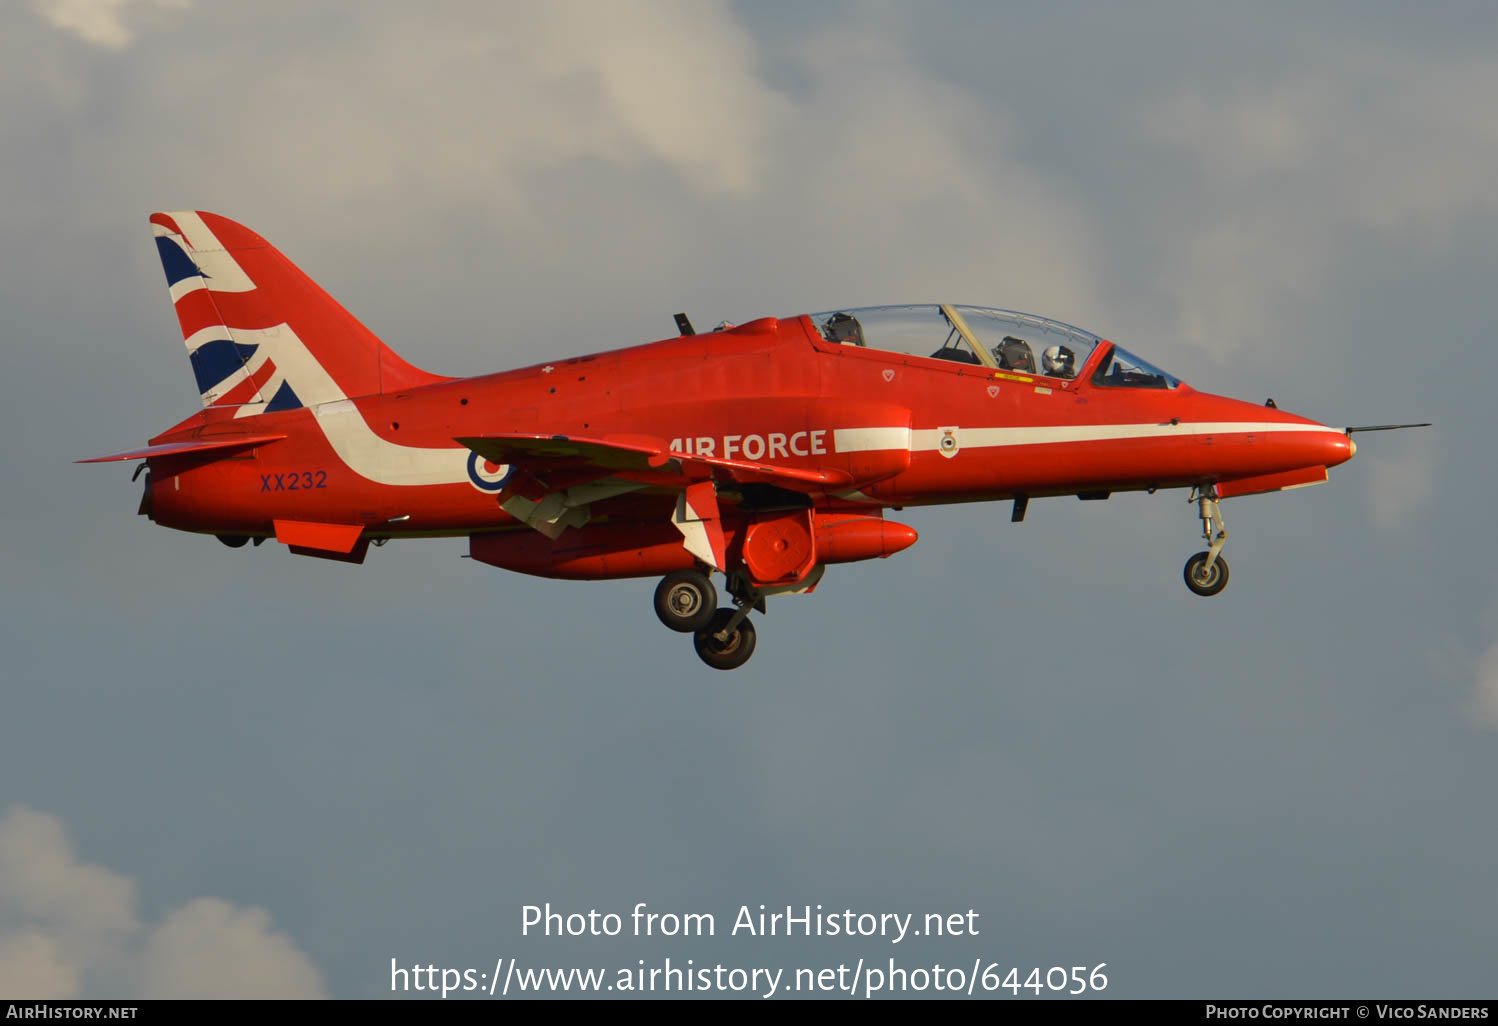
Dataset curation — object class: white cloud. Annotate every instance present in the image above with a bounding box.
[31,0,190,50]
[0,806,138,976]
[136,899,327,1000]
[0,930,79,998]
[769,28,1100,315]
[0,807,325,998]
[155,2,783,216]
[1141,46,1498,355]
[75,1,1102,369]
[537,2,784,196]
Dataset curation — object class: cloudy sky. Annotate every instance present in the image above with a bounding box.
[3,0,1495,1000]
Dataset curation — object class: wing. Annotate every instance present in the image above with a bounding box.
[455,433,853,569]
[455,433,851,490]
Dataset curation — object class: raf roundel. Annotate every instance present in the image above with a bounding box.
[466,451,513,492]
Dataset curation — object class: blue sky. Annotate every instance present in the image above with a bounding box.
[2,0,1495,999]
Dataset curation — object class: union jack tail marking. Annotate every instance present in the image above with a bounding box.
[148,211,448,417]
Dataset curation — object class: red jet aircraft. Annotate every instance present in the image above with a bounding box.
[82,212,1423,669]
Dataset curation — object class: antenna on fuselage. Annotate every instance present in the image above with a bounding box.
[674,312,696,336]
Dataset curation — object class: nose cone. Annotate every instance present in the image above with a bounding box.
[1194,394,1356,473]
[1322,429,1355,467]
[1273,416,1355,469]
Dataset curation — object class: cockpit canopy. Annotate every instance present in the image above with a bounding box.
[805,304,1180,388]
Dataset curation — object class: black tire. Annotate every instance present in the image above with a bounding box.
[654,570,717,633]
[1183,551,1230,597]
[693,608,757,671]
[216,534,249,548]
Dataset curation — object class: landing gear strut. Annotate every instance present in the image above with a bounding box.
[1183,486,1230,597]
[690,573,770,670]
[653,570,764,669]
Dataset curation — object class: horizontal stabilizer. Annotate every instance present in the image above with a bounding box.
[76,434,285,464]
[456,433,851,491]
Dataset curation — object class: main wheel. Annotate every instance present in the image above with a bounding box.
[1183,551,1230,597]
[654,570,718,633]
[693,608,757,670]
[216,534,249,548]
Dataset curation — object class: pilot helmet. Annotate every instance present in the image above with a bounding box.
[824,312,864,346]
[1042,344,1075,377]
[999,336,1035,372]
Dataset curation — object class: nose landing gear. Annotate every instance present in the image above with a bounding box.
[1183,486,1230,597]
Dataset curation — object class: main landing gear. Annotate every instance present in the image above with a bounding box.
[1183,485,1230,597]
[693,607,757,671]
[653,569,762,670]
[653,569,718,633]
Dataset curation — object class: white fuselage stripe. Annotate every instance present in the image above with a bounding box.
[833,427,911,452]
[833,421,1341,453]
[311,399,470,486]
[301,418,1343,490]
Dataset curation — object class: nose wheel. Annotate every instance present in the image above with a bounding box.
[1184,486,1230,597]
[1183,550,1230,596]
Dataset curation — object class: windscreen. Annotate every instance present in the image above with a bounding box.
[1090,345,1181,389]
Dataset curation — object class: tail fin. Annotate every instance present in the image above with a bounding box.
[149,211,449,415]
